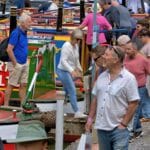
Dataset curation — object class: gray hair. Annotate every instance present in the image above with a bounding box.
[117,35,131,46]
[91,45,106,56]
[109,46,125,63]
[127,41,138,50]
[71,29,83,40]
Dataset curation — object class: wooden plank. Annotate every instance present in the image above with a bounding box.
[0,106,22,111]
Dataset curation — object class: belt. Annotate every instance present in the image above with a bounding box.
[138,85,145,88]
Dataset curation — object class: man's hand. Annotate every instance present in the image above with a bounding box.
[85,117,93,132]
[7,44,17,66]
[15,63,23,68]
[118,122,127,129]
[71,69,83,78]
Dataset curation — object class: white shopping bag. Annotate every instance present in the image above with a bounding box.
[77,132,92,150]
[77,134,86,150]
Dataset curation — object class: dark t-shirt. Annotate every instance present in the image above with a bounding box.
[103,6,120,28]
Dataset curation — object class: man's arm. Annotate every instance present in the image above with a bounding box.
[85,96,97,132]
[118,100,139,129]
[7,44,17,66]
[145,59,150,75]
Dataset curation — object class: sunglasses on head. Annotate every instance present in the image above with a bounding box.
[107,45,120,58]
[76,38,82,42]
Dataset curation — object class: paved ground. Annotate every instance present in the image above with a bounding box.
[65,121,150,150]
[129,122,150,150]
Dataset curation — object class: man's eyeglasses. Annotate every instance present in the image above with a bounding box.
[138,35,144,38]
[136,25,141,28]
[94,55,102,62]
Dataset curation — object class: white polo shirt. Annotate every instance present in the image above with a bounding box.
[92,68,140,131]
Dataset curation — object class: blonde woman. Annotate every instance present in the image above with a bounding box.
[57,29,87,118]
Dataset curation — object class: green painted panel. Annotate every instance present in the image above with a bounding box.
[27,45,55,99]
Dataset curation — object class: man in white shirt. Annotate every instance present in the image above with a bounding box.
[85,46,139,149]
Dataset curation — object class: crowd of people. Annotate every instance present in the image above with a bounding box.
[83,1,150,149]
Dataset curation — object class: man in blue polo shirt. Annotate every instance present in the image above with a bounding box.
[4,12,32,106]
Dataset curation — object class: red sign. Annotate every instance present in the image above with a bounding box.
[0,61,9,88]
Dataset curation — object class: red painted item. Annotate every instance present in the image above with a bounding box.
[0,110,12,121]
[4,144,15,150]
[0,91,4,105]
[0,62,9,88]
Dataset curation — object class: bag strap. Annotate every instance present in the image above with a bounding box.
[13,27,21,50]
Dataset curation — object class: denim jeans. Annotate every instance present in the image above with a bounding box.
[139,87,150,118]
[97,127,129,150]
[133,86,150,133]
[132,100,142,133]
[56,68,78,112]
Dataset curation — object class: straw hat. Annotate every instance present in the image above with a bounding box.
[7,120,49,143]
